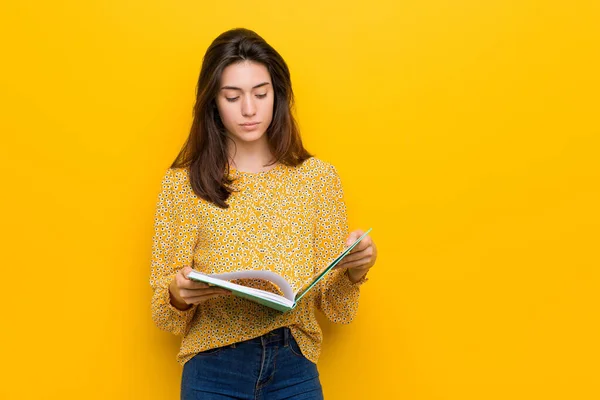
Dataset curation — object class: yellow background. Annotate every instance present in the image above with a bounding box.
[1,1,598,399]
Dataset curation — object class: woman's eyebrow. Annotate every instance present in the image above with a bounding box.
[220,82,271,91]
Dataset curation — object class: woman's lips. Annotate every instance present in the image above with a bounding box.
[239,122,260,131]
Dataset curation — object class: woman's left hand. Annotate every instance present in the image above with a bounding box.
[334,229,378,283]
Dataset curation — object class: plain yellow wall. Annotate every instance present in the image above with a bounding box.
[1,1,598,399]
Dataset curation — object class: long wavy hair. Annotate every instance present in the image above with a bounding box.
[171,28,312,208]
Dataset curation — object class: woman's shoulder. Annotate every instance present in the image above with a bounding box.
[158,167,193,196]
[297,156,338,176]
[162,166,190,182]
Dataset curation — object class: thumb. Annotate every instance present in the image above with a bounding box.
[346,229,364,246]
[181,266,193,280]
[346,232,358,246]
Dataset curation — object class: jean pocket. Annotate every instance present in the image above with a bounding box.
[288,337,305,358]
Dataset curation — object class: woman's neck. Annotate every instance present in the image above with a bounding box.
[227,137,276,173]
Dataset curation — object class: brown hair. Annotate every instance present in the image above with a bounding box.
[171,28,312,208]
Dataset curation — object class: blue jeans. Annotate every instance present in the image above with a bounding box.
[181,327,324,400]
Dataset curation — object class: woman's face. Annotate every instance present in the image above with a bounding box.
[216,61,274,147]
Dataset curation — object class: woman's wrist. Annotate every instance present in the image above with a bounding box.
[346,268,368,284]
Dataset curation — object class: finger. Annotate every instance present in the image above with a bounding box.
[339,248,371,265]
[187,292,233,305]
[180,288,231,298]
[346,237,371,254]
[179,267,202,286]
[178,269,212,289]
[335,254,374,270]
[345,229,364,247]
[347,237,371,254]
[181,266,194,280]
[335,258,371,271]
[180,279,210,289]
[346,232,371,253]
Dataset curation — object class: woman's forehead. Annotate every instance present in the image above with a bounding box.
[220,61,271,90]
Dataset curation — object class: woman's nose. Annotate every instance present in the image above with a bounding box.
[241,96,256,117]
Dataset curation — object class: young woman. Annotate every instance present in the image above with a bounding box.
[150,28,378,400]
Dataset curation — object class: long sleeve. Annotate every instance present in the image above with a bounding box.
[314,164,368,324]
[149,168,199,336]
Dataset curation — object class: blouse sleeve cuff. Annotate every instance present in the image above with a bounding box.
[160,284,197,317]
[344,269,369,287]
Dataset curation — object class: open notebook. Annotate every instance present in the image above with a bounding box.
[187,228,372,312]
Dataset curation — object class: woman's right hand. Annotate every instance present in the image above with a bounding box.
[169,266,232,310]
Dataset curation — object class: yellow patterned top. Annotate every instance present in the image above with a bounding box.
[149,156,368,365]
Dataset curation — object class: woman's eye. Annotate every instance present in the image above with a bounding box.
[225,93,266,102]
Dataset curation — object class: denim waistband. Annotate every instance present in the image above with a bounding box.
[233,327,291,348]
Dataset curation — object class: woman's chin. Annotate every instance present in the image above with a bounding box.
[231,130,267,144]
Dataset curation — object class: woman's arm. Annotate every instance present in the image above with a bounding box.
[149,168,199,336]
[313,164,368,324]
